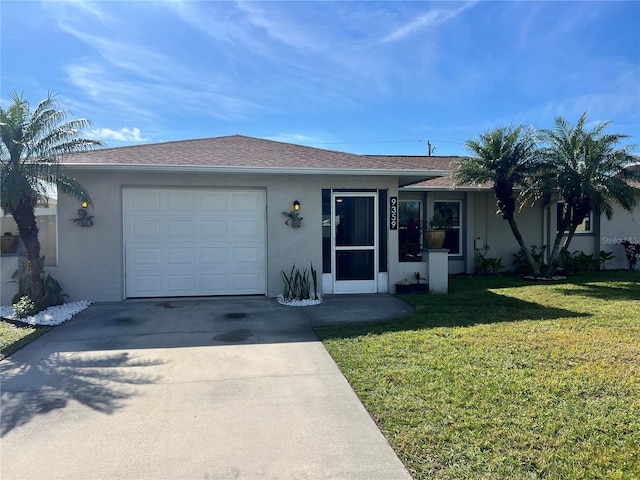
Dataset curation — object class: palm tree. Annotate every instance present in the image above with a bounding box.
[540,113,639,275]
[1,92,103,311]
[452,124,542,275]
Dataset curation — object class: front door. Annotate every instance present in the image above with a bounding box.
[332,192,378,293]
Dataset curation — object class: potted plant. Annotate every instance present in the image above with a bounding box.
[395,271,428,294]
[1,232,20,254]
[283,210,303,228]
[424,211,449,249]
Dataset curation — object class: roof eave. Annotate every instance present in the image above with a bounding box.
[401,185,492,191]
[62,163,450,178]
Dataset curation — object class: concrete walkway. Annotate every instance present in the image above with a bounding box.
[1,295,414,480]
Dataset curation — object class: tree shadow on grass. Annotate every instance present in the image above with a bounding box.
[554,282,640,301]
[0,352,164,437]
[316,289,588,340]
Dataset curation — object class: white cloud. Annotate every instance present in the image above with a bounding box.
[265,132,346,149]
[381,2,477,44]
[90,127,148,142]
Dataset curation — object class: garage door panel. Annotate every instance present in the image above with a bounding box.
[232,246,261,265]
[167,248,195,265]
[130,275,162,295]
[232,220,263,239]
[167,220,195,236]
[124,188,265,298]
[167,192,195,211]
[129,191,161,210]
[200,247,228,264]
[201,220,228,239]
[129,220,161,240]
[129,247,161,266]
[166,275,195,293]
[232,192,262,213]
[199,192,228,211]
[233,274,261,291]
[200,274,230,292]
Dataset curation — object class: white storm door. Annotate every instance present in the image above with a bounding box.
[332,192,378,294]
[123,188,266,298]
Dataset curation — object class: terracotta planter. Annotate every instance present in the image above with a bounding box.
[1,235,20,254]
[424,230,445,249]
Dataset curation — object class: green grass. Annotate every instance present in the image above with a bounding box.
[316,271,640,479]
[0,320,51,360]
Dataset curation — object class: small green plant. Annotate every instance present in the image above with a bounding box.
[13,296,36,319]
[11,256,68,307]
[513,245,546,274]
[281,261,318,301]
[558,250,600,275]
[427,211,450,230]
[283,210,303,227]
[598,250,615,270]
[413,271,427,283]
[476,252,504,275]
[620,240,640,271]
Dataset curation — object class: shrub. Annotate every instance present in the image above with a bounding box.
[281,262,319,301]
[558,250,600,275]
[11,257,68,307]
[476,253,504,275]
[513,245,546,274]
[620,240,640,271]
[13,296,36,319]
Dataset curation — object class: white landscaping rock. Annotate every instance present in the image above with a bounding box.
[276,295,322,307]
[0,301,92,326]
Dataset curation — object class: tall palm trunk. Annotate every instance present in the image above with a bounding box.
[12,197,45,311]
[495,184,541,276]
[506,216,540,276]
[545,228,566,277]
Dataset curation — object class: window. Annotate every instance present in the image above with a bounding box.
[399,200,422,262]
[556,202,592,233]
[433,201,461,255]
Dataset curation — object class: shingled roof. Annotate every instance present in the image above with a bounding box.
[64,134,460,175]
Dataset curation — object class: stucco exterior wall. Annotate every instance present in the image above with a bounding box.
[469,192,545,273]
[54,170,399,302]
[599,206,640,270]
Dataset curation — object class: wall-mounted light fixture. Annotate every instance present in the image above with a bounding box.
[283,200,303,228]
[72,200,94,227]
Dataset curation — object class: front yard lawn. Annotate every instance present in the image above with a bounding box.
[0,321,51,360]
[316,272,640,479]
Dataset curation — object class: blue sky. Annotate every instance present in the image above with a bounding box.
[2,1,639,156]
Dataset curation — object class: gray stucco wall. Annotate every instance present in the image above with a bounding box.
[599,206,640,270]
[53,170,398,302]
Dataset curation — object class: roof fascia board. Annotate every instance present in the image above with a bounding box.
[401,186,491,192]
[63,163,450,177]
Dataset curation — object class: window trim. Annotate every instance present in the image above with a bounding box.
[556,202,592,234]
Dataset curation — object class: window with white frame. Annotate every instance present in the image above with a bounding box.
[433,201,461,255]
[556,202,592,233]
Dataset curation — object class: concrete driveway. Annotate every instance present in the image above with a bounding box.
[1,295,414,480]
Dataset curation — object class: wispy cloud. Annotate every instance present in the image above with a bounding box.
[381,2,477,44]
[266,132,335,147]
[90,127,148,143]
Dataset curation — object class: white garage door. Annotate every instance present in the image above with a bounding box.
[123,188,266,298]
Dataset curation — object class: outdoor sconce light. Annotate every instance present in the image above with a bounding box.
[283,200,302,228]
[72,201,94,227]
